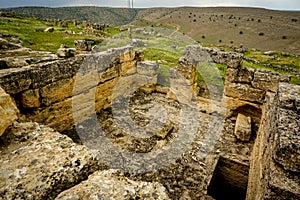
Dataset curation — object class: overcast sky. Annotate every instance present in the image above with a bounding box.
[0,0,299,10]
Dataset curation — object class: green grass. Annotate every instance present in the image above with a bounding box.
[243,50,300,85]
[0,16,121,53]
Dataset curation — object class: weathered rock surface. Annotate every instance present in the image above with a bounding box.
[0,122,100,200]
[0,87,18,136]
[252,69,290,92]
[57,45,76,58]
[55,169,170,200]
[0,38,22,50]
[247,84,300,200]
[273,83,300,173]
[74,40,95,51]
[224,82,265,103]
[234,113,252,141]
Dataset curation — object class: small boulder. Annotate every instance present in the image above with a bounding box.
[57,44,75,58]
[234,113,252,141]
[74,40,95,51]
[44,27,54,33]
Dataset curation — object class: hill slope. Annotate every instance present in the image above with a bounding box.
[0,6,138,25]
[1,6,300,54]
[135,7,300,55]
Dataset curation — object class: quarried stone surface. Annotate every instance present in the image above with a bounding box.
[0,87,18,136]
[55,169,170,200]
[0,122,100,200]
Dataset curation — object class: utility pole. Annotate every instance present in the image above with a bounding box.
[127,0,130,8]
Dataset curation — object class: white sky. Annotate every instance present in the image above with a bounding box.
[0,0,299,10]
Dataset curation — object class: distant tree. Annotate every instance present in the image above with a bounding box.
[234,24,237,27]
[219,39,222,43]
[258,19,261,22]
[259,32,264,36]
[202,35,205,39]
[230,41,234,44]
[193,19,196,22]
[282,36,287,39]
[270,16,273,19]
[251,18,254,21]
[239,31,243,34]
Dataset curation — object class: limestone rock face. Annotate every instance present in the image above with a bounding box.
[234,113,252,141]
[273,83,300,173]
[20,89,40,108]
[55,169,170,200]
[0,122,100,200]
[0,87,18,136]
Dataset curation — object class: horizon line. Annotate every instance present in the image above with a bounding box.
[0,5,300,12]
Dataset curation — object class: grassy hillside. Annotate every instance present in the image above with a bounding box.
[0,14,121,52]
[134,7,300,55]
[0,6,138,26]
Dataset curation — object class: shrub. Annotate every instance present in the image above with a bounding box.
[258,19,261,22]
[230,41,234,44]
[239,31,243,34]
[259,32,264,36]
[202,35,205,39]
[219,39,222,43]
[282,36,287,39]
[193,19,196,22]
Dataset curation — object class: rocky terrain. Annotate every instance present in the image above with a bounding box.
[0,20,299,200]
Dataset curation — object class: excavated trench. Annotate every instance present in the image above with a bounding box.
[208,157,249,200]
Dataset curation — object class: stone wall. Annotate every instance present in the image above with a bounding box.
[0,46,158,133]
[247,83,300,199]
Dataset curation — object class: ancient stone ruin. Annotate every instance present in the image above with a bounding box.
[0,37,299,199]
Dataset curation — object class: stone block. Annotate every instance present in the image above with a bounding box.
[252,69,290,92]
[137,61,159,77]
[236,67,254,83]
[74,40,95,51]
[40,78,74,106]
[234,113,252,141]
[0,87,19,136]
[57,47,76,58]
[20,89,40,108]
[273,109,300,173]
[277,83,300,111]
[224,83,265,103]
